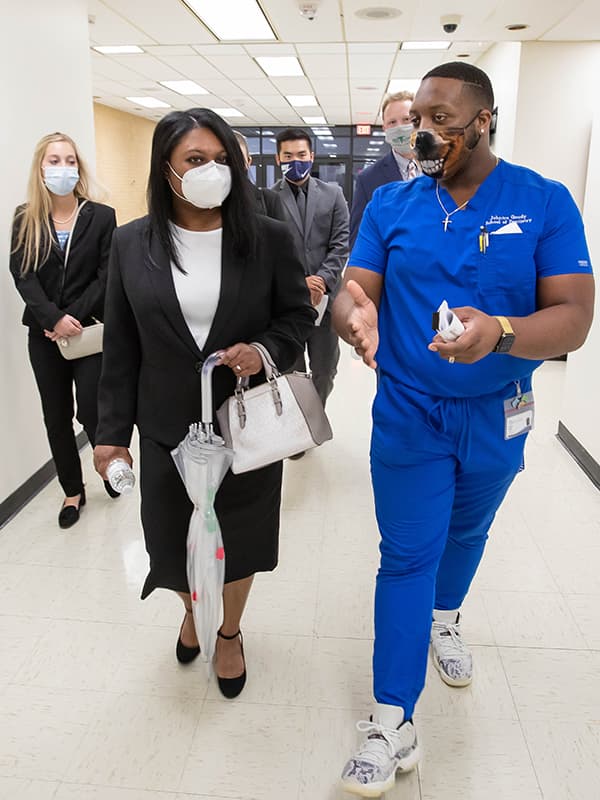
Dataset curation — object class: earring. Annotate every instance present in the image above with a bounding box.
[480,129,484,134]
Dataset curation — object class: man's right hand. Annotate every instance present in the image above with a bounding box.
[346,280,379,369]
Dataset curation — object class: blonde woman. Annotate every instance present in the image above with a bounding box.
[10,132,117,528]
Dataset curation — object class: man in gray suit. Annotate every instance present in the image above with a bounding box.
[272,128,349,418]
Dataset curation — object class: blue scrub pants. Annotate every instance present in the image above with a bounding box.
[370,376,529,718]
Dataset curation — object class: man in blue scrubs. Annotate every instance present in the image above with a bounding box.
[333,61,594,797]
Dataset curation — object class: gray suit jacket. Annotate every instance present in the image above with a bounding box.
[271,176,349,296]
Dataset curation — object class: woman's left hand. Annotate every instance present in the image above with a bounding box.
[219,343,263,377]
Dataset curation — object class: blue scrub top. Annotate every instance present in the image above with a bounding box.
[350,159,593,399]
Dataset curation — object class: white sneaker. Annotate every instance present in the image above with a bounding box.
[340,704,421,797]
[430,612,473,687]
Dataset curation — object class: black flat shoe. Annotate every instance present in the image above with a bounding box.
[103,480,121,499]
[176,611,201,664]
[216,629,246,699]
[58,487,86,530]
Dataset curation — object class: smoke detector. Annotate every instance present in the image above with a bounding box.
[355,6,402,20]
[299,2,319,21]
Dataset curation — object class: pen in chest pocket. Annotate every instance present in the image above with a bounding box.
[479,224,489,254]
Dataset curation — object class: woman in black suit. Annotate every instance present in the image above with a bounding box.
[93,109,315,698]
[10,132,117,529]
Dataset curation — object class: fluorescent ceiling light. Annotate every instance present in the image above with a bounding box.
[323,143,337,148]
[401,41,451,50]
[255,56,304,77]
[93,45,144,55]
[373,131,385,136]
[210,107,244,117]
[159,80,208,95]
[126,96,171,108]
[367,148,380,152]
[387,78,421,94]
[263,130,274,135]
[183,0,275,41]
[303,115,327,124]
[286,95,318,106]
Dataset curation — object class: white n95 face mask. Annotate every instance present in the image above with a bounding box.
[43,166,79,196]
[168,161,232,209]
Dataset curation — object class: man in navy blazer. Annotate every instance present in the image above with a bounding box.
[350,91,419,248]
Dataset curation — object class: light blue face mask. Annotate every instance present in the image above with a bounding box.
[43,166,79,196]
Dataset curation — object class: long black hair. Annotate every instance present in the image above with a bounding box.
[147,108,258,270]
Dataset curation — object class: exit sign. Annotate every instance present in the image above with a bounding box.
[356,124,372,135]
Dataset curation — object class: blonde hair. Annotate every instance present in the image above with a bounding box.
[381,91,415,118]
[12,132,100,275]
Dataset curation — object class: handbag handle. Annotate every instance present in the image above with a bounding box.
[234,341,280,390]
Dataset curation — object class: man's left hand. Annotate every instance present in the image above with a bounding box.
[306,275,326,306]
[428,307,502,364]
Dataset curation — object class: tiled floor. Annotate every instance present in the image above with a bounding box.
[1,350,600,800]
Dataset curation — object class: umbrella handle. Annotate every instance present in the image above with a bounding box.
[201,351,225,427]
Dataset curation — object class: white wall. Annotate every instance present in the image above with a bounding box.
[0,0,95,503]
[513,41,600,209]
[476,42,522,162]
[559,115,600,464]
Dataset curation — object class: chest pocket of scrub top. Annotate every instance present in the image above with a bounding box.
[477,232,537,295]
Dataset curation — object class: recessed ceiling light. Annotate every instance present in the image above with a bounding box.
[286,95,318,106]
[255,56,304,77]
[401,41,451,50]
[93,45,144,54]
[126,96,171,109]
[355,7,402,20]
[506,23,529,31]
[387,78,421,94]
[182,0,275,41]
[210,107,244,117]
[159,80,208,95]
[303,115,327,124]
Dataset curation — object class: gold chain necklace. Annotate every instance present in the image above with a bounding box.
[52,202,78,225]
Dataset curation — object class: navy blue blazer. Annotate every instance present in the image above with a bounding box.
[350,151,402,250]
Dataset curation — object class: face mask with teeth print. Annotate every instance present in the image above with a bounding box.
[410,109,482,180]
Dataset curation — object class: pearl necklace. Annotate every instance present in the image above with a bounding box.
[52,202,78,225]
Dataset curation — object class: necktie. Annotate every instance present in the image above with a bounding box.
[296,187,306,226]
[406,160,418,180]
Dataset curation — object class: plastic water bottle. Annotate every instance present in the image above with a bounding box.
[106,458,136,494]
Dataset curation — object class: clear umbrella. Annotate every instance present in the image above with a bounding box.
[171,351,233,663]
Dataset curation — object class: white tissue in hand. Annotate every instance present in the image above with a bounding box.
[437,300,465,342]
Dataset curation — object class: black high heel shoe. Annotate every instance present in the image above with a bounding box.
[176,609,201,664]
[58,487,86,529]
[216,629,246,699]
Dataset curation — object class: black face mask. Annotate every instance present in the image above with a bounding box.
[410,110,483,179]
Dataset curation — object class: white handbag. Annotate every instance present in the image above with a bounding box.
[215,342,333,474]
[54,199,104,360]
[56,321,104,360]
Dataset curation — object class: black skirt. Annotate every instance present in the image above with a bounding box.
[139,437,282,598]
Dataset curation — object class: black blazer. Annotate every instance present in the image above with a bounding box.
[250,183,287,222]
[96,214,316,449]
[9,201,116,331]
[350,151,401,249]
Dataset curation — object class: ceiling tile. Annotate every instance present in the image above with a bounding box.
[349,53,396,77]
[194,44,247,56]
[144,45,197,56]
[244,43,297,56]
[155,55,227,80]
[202,55,266,79]
[100,0,216,44]
[260,0,344,41]
[296,43,347,54]
[268,76,315,94]
[88,0,156,45]
[301,54,348,78]
[109,54,184,81]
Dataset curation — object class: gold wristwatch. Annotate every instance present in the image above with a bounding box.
[493,316,515,353]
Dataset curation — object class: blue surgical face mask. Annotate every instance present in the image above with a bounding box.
[43,166,79,196]
[281,159,312,183]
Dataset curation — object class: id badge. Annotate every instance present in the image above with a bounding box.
[504,385,534,440]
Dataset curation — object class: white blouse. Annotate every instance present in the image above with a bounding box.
[170,224,222,351]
